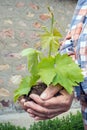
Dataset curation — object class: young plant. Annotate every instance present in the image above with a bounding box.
[14,7,83,102]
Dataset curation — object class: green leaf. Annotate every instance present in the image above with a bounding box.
[40,31,51,48]
[38,69,56,86]
[53,28,62,38]
[52,54,84,93]
[14,75,39,102]
[37,54,83,94]
[27,51,39,74]
[38,56,55,68]
[21,48,36,57]
[21,48,41,75]
[50,39,60,53]
[14,76,30,102]
[38,57,56,85]
[40,27,62,54]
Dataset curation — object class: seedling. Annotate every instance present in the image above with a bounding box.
[14,7,83,102]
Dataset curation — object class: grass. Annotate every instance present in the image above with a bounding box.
[0,122,26,130]
[0,111,84,130]
[29,111,84,130]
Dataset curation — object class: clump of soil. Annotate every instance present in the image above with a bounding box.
[19,82,61,102]
[28,82,47,96]
[19,82,47,101]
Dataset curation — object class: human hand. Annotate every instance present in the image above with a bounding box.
[19,84,62,110]
[20,85,74,120]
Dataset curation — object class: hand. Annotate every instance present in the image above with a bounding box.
[21,85,74,120]
[19,84,62,110]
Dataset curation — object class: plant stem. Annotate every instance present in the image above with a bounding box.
[51,12,54,33]
[49,43,52,57]
[48,7,54,57]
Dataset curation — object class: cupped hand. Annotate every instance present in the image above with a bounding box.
[21,85,74,120]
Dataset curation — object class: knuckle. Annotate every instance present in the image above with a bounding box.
[45,109,49,114]
[44,109,51,116]
[62,98,71,111]
[45,111,54,119]
[40,101,45,106]
[47,114,54,119]
[64,101,71,110]
[44,102,49,107]
[41,101,48,107]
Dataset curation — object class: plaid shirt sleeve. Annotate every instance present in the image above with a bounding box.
[59,0,87,95]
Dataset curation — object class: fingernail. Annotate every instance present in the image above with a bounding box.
[24,102,30,106]
[40,93,47,99]
[24,101,32,107]
[20,98,26,103]
[27,109,32,113]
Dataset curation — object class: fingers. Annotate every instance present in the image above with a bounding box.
[24,101,61,115]
[34,110,64,120]
[34,113,59,120]
[27,106,67,120]
[19,97,63,120]
[26,101,47,117]
[29,90,73,109]
[19,98,28,111]
[19,98,26,108]
[24,94,73,116]
[29,93,65,109]
[27,107,64,120]
[19,88,74,121]
[29,94,46,106]
[40,84,63,100]
[60,89,74,97]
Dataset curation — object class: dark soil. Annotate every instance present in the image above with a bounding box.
[19,82,61,102]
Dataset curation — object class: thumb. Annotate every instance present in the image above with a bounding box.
[40,84,62,100]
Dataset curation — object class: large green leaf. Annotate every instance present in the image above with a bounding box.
[52,54,84,93]
[38,57,56,85]
[38,69,56,86]
[37,54,83,94]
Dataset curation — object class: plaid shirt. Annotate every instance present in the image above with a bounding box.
[60,0,87,98]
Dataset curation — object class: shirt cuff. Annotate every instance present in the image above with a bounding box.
[59,39,75,55]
